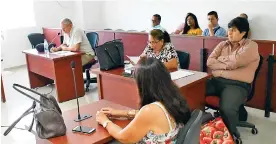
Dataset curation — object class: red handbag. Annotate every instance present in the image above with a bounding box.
[200,117,234,144]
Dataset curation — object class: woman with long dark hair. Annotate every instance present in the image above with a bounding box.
[182,13,202,36]
[96,57,191,143]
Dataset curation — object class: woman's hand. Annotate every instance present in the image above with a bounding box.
[100,107,121,117]
[96,111,110,126]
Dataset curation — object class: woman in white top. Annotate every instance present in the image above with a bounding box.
[96,57,191,143]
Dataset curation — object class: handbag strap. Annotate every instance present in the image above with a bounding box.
[104,44,122,65]
[13,84,51,109]
[4,101,36,136]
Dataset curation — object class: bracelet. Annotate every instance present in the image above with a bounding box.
[127,110,137,119]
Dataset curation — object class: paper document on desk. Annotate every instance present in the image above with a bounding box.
[126,56,140,65]
[170,69,194,80]
[52,51,76,56]
[124,64,135,74]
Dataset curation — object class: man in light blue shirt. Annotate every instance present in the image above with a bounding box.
[151,14,166,32]
[203,11,226,37]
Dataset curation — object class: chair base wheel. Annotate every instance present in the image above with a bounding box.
[214,111,220,117]
[85,87,89,92]
[251,128,258,135]
[235,137,243,144]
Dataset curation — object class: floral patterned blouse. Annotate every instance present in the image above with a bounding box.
[137,102,181,144]
[141,43,179,64]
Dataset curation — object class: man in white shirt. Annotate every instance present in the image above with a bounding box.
[51,18,95,65]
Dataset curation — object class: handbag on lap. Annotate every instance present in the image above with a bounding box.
[95,39,124,70]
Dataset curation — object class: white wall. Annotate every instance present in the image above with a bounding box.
[82,1,105,30]
[101,0,276,40]
[1,27,41,69]
[1,1,78,69]
[34,1,76,28]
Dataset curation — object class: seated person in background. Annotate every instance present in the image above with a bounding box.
[173,13,192,34]
[181,13,202,36]
[141,29,179,69]
[51,18,95,66]
[174,22,185,34]
[150,14,166,32]
[206,17,259,139]
[203,11,226,37]
[96,57,191,144]
[239,13,251,38]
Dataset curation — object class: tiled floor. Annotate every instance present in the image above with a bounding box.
[1,66,276,144]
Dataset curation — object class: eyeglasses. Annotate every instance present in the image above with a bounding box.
[147,40,160,45]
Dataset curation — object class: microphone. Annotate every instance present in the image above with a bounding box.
[49,32,61,45]
[71,61,92,122]
[48,32,61,49]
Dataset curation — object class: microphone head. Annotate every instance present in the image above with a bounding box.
[57,32,61,35]
[71,61,75,68]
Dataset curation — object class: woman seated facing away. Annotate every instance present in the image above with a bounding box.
[181,13,202,36]
[140,29,179,69]
[96,57,191,144]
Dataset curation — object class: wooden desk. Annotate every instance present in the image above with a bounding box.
[38,100,131,144]
[92,68,211,110]
[23,49,84,102]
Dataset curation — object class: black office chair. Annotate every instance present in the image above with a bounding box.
[176,109,203,144]
[176,50,190,69]
[83,32,99,92]
[27,33,45,48]
[205,55,263,144]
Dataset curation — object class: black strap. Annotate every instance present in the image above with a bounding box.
[13,84,51,109]
[104,44,122,65]
[213,26,221,34]
[4,101,36,136]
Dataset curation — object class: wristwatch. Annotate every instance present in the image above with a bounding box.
[103,120,112,128]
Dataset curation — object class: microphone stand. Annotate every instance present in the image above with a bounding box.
[71,61,92,122]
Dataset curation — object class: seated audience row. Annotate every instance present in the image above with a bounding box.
[173,11,250,38]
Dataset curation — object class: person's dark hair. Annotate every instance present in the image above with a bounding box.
[228,17,249,38]
[134,57,191,124]
[240,13,248,19]
[183,13,200,34]
[149,29,171,43]
[153,14,161,22]
[208,11,218,19]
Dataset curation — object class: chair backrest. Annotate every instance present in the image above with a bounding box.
[176,50,190,69]
[176,109,203,144]
[104,28,112,30]
[86,32,99,50]
[27,33,45,49]
[247,54,263,101]
[116,29,124,31]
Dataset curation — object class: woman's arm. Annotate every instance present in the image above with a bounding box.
[164,58,178,69]
[99,106,153,143]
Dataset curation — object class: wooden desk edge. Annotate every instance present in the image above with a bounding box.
[22,50,83,61]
